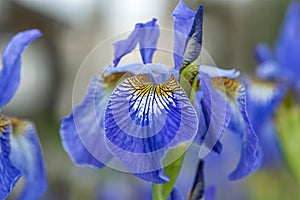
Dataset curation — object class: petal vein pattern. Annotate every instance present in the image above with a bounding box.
[104,74,198,177]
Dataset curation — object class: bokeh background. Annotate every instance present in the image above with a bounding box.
[0,0,298,199]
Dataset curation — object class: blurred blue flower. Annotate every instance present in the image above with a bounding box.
[60,0,260,185]
[248,1,300,167]
[0,30,47,200]
[256,1,300,92]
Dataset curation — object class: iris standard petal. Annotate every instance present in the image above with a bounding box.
[275,1,300,82]
[8,118,47,200]
[255,43,273,64]
[113,18,159,66]
[113,28,139,66]
[104,74,198,183]
[0,115,21,200]
[60,76,114,168]
[136,18,159,64]
[255,60,281,81]
[172,1,196,70]
[196,72,231,156]
[0,29,42,108]
[211,77,262,180]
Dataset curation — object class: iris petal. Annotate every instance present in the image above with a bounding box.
[204,185,215,200]
[60,76,113,168]
[113,18,159,66]
[243,78,285,166]
[275,1,300,82]
[195,73,231,156]
[211,77,262,180]
[255,43,272,64]
[136,18,159,64]
[172,1,196,70]
[243,78,285,133]
[0,116,21,200]
[113,29,139,66]
[60,63,141,168]
[200,65,240,79]
[9,119,47,200]
[104,74,198,183]
[0,29,42,108]
[167,187,185,200]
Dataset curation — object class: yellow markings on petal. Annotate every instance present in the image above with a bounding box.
[211,77,242,99]
[0,116,28,136]
[0,115,9,135]
[128,74,180,98]
[9,117,28,135]
[102,72,134,88]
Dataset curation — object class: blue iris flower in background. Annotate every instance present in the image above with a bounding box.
[244,1,300,167]
[60,0,260,186]
[0,30,47,200]
[255,1,300,92]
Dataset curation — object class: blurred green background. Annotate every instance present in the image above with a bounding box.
[0,0,298,199]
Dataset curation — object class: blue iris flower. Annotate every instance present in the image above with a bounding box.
[244,1,300,166]
[60,1,260,184]
[0,30,47,200]
[255,1,300,92]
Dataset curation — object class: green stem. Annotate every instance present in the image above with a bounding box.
[152,144,188,200]
[152,184,164,200]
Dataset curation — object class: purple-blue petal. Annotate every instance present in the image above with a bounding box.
[228,83,262,180]
[255,43,273,64]
[204,185,215,200]
[195,72,231,156]
[0,29,42,108]
[255,61,281,81]
[243,77,285,134]
[104,74,198,183]
[167,187,185,200]
[172,1,196,70]
[0,116,21,200]
[200,65,240,79]
[113,19,159,66]
[275,1,300,83]
[9,121,47,200]
[243,77,285,166]
[136,18,159,64]
[60,76,112,168]
[113,29,139,67]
